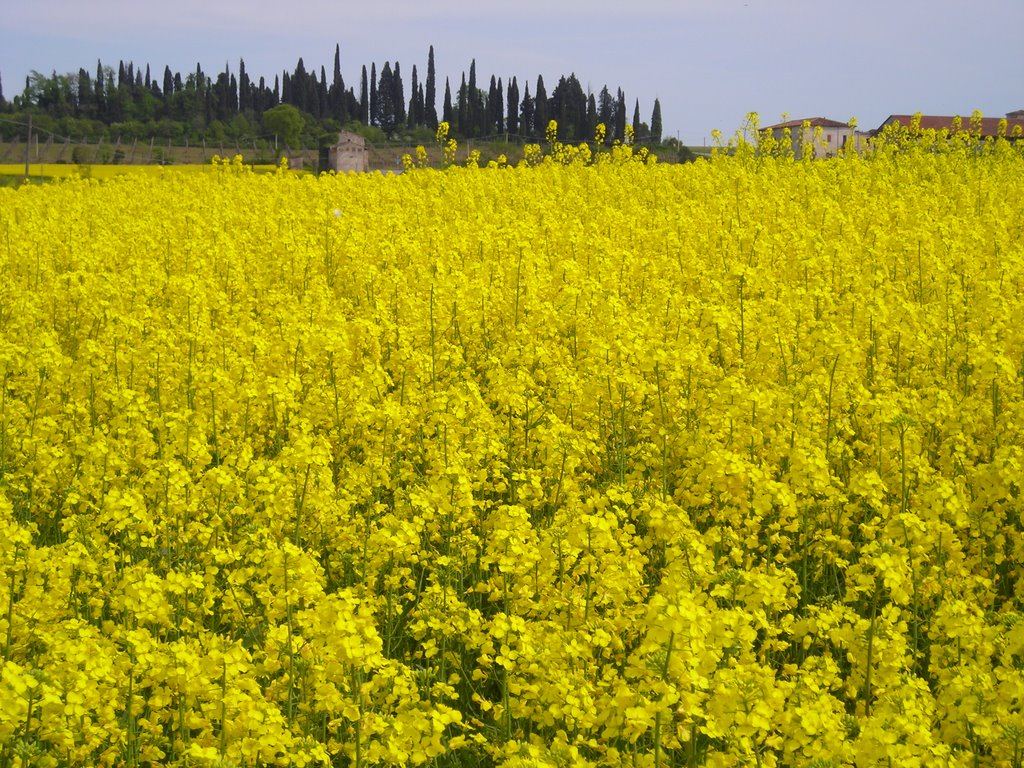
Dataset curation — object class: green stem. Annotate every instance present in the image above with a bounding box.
[294,464,311,547]
[654,631,675,768]
[825,354,840,470]
[513,248,523,330]
[738,274,745,361]
[863,581,881,717]
[3,545,17,662]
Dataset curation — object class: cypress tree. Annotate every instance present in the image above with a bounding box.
[333,44,342,94]
[651,98,663,144]
[632,98,641,135]
[408,64,419,127]
[457,72,467,135]
[520,82,534,136]
[467,60,478,137]
[416,77,425,127]
[442,77,453,124]
[534,75,548,137]
[549,74,586,140]
[346,86,358,123]
[598,85,614,138]
[337,79,349,124]
[0,73,5,110]
[256,76,268,113]
[318,66,329,118]
[551,75,566,137]
[359,66,369,124]
[215,69,230,120]
[487,75,498,134]
[239,60,250,111]
[328,44,343,117]
[376,62,394,133]
[369,63,376,126]
[203,76,216,125]
[163,66,174,98]
[113,67,129,122]
[392,61,405,128]
[306,65,318,116]
[506,77,519,135]
[76,68,93,117]
[614,88,626,141]
[495,77,504,134]
[425,46,438,128]
[292,58,309,112]
[95,60,106,119]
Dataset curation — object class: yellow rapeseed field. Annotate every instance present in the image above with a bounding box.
[1,122,1023,768]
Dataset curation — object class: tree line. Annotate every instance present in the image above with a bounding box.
[0,46,665,149]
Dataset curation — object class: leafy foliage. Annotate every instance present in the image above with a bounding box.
[1,49,654,149]
[262,103,304,148]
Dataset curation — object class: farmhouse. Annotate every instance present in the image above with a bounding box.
[876,113,1024,138]
[760,112,1024,158]
[327,131,370,172]
[761,117,867,158]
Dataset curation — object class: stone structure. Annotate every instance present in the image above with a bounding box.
[328,131,370,172]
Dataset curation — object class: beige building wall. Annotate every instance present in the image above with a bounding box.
[767,122,869,158]
[328,131,369,172]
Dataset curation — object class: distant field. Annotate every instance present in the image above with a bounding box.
[0,136,292,162]
[0,139,316,170]
[0,138,703,176]
[0,162,286,180]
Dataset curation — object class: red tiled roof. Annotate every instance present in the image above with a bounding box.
[763,117,851,130]
[879,114,1024,137]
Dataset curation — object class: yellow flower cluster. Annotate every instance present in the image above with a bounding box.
[1,132,1023,767]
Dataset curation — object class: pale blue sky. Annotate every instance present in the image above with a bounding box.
[2,0,1021,145]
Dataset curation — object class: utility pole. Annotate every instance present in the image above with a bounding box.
[24,115,32,181]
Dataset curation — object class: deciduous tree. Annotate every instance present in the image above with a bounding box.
[263,102,303,148]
